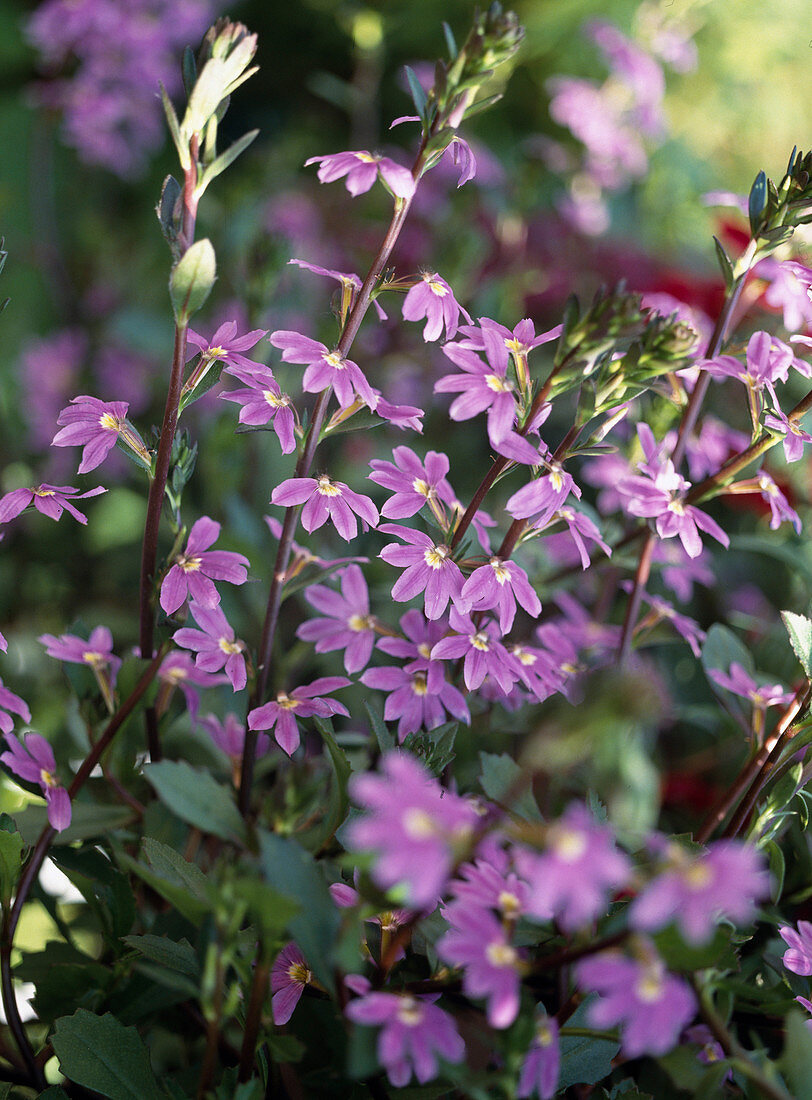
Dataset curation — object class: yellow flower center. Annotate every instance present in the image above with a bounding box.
[276,692,299,710]
[348,614,372,632]
[490,558,510,584]
[412,477,434,499]
[471,631,490,652]
[99,412,123,432]
[207,345,226,360]
[423,544,450,569]
[179,554,202,574]
[550,826,587,862]
[549,466,564,491]
[485,374,512,393]
[317,475,342,497]
[396,997,423,1026]
[411,671,428,696]
[485,941,518,968]
[40,768,58,789]
[681,860,713,890]
[264,390,289,407]
[425,275,447,297]
[536,1020,554,1047]
[403,807,436,838]
[635,967,665,1004]
[668,498,685,516]
[417,643,431,659]
[81,650,105,668]
[325,351,346,369]
[34,488,55,498]
[512,646,536,667]
[218,637,242,655]
[356,152,377,163]
[288,962,312,985]
[498,890,521,917]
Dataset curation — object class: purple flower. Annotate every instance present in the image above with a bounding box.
[39,625,121,711]
[517,1015,560,1100]
[271,942,313,1025]
[0,483,106,525]
[515,803,632,930]
[347,752,479,908]
[634,592,706,658]
[431,608,517,694]
[630,839,769,943]
[576,941,697,1058]
[297,565,377,673]
[506,463,581,527]
[200,713,270,773]
[378,524,464,621]
[436,328,519,443]
[438,903,524,1027]
[368,447,455,522]
[187,321,268,374]
[779,920,812,976]
[156,652,229,723]
[52,395,149,474]
[764,408,812,464]
[0,675,30,737]
[173,603,247,692]
[755,471,802,533]
[458,557,541,634]
[246,677,350,756]
[360,663,470,741]
[402,273,467,343]
[1,732,71,831]
[306,150,415,199]
[618,455,729,560]
[271,476,378,542]
[160,517,250,615]
[345,992,464,1087]
[553,507,611,569]
[220,366,296,454]
[269,330,377,410]
[288,258,387,321]
[703,331,794,393]
[683,1025,731,1080]
[708,662,793,711]
[447,849,530,919]
[761,259,812,333]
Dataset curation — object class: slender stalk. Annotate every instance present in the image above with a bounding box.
[196,955,225,1100]
[696,683,810,843]
[0,646,165,1084]
[239,183,417,815]
[238,955,271,1082]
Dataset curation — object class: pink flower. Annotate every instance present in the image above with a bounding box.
[220,365,296,454]
[156,652,230,724]
[345,992,464,1087]
[160,517,250,615]
[288,258,387,321]
[200,713,270,765]
[576,942,696,1058]
[402,273,468,342]
[517,1015,560,1100]
[247,677,350,756]
[297,565,377,673]
[347,752,479,908]
[1,731,71,831]
[186,321,268,373]
[39,625,121,710]
[269,330,377,410]
[764,408,812,463]
[779,920,812,976]
[0,678,31,734]
[368,447,455,521]
[438,903,524,1028]
[458,557,541,634]
[360,663,470,741]
[515,803,631,931]
[306,150,415,199]
[378,523,464,620]
[430,608,517,694]
[708,662,793,711]
[271,942,312,1025]
[0,483,106,525]
[172,603,248,692]
[52,395,149,474]
[271,476,378,542]
[630,839,769,943]
[506,464,581,527]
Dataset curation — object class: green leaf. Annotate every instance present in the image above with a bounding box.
[266,1033,305,1064]
[713,235,735,290]
[118,837,210,926]
[302,718,352,852]
[364,700,395,753]
[404,65,428,121]
[749,169,768,235]
[258,831,340,992]
[478,752,542,821]
[160,84,189,170]
[442,21,458,58]
[782,1010,812,1099]
[144,760,247,843]
[52,847,136,939]
[653,924,738,972]
[558,998,620,1090]
[169,239,216,323]
[15,802,136,846]
[0,825,24,906]
[196,129,259,200]
[123,935,199,979]
[782,610,812,677]
[38,1089,71,1099]
[52,1009,163,1099]
[768,840,786,902]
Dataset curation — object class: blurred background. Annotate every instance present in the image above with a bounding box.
[0,0,809,822]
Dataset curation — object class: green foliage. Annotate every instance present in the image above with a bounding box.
[144,759,247,843]
[558,999,620,1090]
[169,239,217,323]
[51,1009,163,1100]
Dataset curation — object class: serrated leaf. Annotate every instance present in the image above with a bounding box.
[169,239,216,322]
[52,1009,163,1099]
[782,610,812,677]
[144,760,247,843]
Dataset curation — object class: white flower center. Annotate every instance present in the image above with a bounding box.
[317,476,342,497]
[423,544,450,569]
